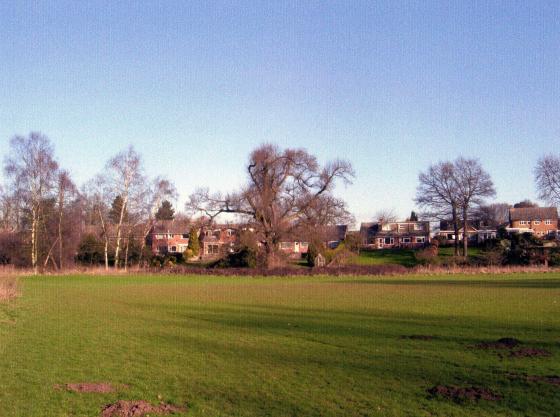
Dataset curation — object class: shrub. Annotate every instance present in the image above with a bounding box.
[414,244,439,266]
[306,243,320,267]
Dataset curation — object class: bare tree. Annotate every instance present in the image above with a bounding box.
[3,133,59,274]
[473,202,511,227]
[102,146,145,268]
[82,176,111,270]
[135,178,177,267]
[453,157,496,257]
[55,170,77,269]
[535,155,560,207]
[187,144,354,268]
[374,208,398,223]
[415,161,461,255]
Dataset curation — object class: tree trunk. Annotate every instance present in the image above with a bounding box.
[124,235,130,272]
[58,192,64,270]
[114,197,128,269]
[31,206,38,275]
[452,205,459,257]
[462,206,469,258]
[97,206,109,270]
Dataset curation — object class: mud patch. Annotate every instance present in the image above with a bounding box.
[509,373,560,386]
[401,335,434,341]
[101,400,184,417]
[428,385,502,402]
[475,337,521,350]
[509,347,551,358]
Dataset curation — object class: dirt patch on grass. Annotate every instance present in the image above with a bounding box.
[401,335,435,341]
[509,347,551,358]
[508,373,560,386]
[101,400,184,417]
[473,337,551,358]
[475,337,521,349]
[0,276,18,301]
[55,383,122,393]
[428,385,502,402]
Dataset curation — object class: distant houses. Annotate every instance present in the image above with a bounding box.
[145,205,560,261]
[359,221,430,249]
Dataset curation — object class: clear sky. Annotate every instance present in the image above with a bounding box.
[1,1,559,225]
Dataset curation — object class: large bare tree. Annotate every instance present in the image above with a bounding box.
[452,157,495,257]
[187,144,354,267]
[3,133,59,274]
[82,176,112,270]
[415,161,461,255]
[535,155,560,207]
[55,170,78,269]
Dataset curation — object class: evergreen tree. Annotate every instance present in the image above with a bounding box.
[155,200,175,221]
[409,211,418,221]
[109,195,128,224]
[188,228,200,256]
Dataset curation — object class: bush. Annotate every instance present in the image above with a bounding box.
[414,244,439,266]
[306,243,320,267]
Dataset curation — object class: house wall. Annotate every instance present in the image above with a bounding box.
[151,233,189,254]
[510,219,557,236]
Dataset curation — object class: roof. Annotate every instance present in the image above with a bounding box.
[323,225,348,242]
[509,207,558,222]
[152,220,190,234]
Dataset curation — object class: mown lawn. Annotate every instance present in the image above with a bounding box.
[351,247,484,267]
[0,273,559,417]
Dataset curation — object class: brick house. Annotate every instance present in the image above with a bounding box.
[507,207,558,237]
[199,224,239,259]
[278,224,348,257]
[149,220,190,255]
[360,221,430,249]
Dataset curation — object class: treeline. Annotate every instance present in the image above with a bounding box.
[1,132,560,272]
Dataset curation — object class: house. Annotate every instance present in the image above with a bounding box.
[323,225,348,249]
[507,207,558,237]
[149,220,190,255]
[436,220,498,245]
[199,224,239,259]
[360,221,430,249]
[278,224,348,257]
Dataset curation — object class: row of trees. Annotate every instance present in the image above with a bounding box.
[1,132,559,271]
[1,133,177,273]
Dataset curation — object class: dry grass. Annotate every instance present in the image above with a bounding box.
[0,275,19,301]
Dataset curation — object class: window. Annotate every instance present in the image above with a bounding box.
[300,242,309,248]
[377,238,384,246]
[398,224,406,231]
[416,236,425,243]
[402,237,411,243]
[382,224,391,231]
[182,234,189,238]
[226,229,233,237]
[280,242,292,249]
[519,220,527,225]
[414,223,424,231]
[384,237,394,245]
[170,246,177,252]
[206,244,220,254]
[545,219,552,225]
[204,230,211,237]
[534,220,541,225]
[155,234,164,239]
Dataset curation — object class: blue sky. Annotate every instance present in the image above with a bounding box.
[1,1,559,224]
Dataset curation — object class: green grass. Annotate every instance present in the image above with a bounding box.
[351,249,418,267]
[351,247,484,267]
[1,273,559,416]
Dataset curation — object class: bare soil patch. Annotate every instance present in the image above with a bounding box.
[427,385,502,402]
[508,373,560,386]
[101,400,184,417]
[55,383,121,393]
[401,335,434,341]
[509,347,551,358]
[475,337,521,349]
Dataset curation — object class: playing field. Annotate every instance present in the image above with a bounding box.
[0,273,559,417]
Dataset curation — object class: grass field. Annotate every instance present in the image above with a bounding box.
[351,247,484,267]
[0,273,559,417]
